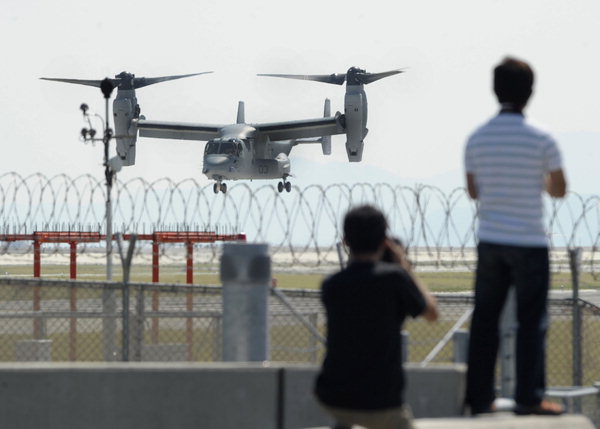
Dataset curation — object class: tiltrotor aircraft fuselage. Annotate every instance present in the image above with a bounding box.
[42,67,403,193]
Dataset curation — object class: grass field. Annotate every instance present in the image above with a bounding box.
[2,263,599,292]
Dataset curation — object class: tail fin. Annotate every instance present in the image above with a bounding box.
[321,98,332,155]
[237,101,245,124]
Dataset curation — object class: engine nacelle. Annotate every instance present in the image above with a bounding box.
[112,90,139,166]
[344,85,368,162]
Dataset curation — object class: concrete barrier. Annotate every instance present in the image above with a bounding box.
[404,363,466,418]
[3,362,584,429]
[141,343,188,361]
[415,414,595,429]
[281,365,333,429]
[281,364,467,427]
[0,362,280,429]
[306,414,595,429]
[15,340,52,361]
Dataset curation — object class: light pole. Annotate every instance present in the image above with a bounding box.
[100,78,115,281]
[80,78,120,280]
[80,78,120,360]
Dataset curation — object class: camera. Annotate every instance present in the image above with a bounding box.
[381,237,404,263]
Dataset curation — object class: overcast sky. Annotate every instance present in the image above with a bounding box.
[2,0,599,194]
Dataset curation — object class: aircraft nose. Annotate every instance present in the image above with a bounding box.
[205,155,230,166]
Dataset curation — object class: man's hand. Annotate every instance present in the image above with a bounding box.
[384,238,439,322]
[466,173,478,199]
[546,169,567,198]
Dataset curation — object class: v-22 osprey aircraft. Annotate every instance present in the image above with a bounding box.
[41,67,403,193]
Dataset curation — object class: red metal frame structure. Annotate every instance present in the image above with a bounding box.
[125,231,246,357]
[0,230,246,361]
[0,231,246,281]
[124,231,247,284]
[0,232,103,359]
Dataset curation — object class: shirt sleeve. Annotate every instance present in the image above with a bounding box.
[395,269,427,318]
[542,136,562,172]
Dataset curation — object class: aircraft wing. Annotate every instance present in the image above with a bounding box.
[136,119,224,141]
[254,115,345,141]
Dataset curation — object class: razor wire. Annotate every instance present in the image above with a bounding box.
[1,172,599,272]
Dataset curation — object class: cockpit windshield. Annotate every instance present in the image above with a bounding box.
[204,140,243,156]
[205,142,220,155]
[220,142,238,156]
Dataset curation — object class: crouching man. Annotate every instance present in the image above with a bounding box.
[315,205,438,429]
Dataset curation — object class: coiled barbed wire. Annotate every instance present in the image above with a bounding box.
[0,172,599,272]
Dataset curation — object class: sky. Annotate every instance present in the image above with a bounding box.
[2,0,600,194]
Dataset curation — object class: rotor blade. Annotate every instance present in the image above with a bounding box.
[39,77,112,88]
[361,69,405,85]
[257,73,347,85]
[41,72,212,90]
[132,72,213,89]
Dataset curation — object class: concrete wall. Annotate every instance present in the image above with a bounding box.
[281,365,333,429]
[0,363,280,429]
[306,415,596,429]
[281,364,467,427]
[0,362,478,429]
[405,363,466,418]
[415,415,595,429]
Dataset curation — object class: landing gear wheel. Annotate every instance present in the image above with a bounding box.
[213,183,219,194]
[277,182,284,193]
[285,181,292,192]
[221,183,227,194]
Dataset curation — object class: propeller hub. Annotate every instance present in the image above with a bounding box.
[346,67,367,85]
[100,78,114,99]
[114,72,135,90]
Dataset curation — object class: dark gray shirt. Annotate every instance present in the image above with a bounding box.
[315,261,426,410]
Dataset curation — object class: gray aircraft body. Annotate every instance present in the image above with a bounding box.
[42,67,402,193]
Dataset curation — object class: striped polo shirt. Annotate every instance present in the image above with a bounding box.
[464,113,563,247]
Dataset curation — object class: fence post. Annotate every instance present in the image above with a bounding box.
[69,283,77,361]
[309,313,319,363]
[117,234,137,362]
[69,241,77,360]
[453,329,469,364]
[32,239,43,339]
[151,240,160,344]
[569,248,583,390]
[186,242,194,360]
[401,330,410,363]
[133,284,145,361]
[212,315,222,362]
[221,243,271,362]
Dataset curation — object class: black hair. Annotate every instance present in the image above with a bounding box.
[493,57,534,108]
[343,205,388,254]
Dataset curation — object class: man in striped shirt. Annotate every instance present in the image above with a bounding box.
[464,57,567,416]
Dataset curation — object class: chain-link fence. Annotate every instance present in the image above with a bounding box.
[1,277,599,383]
[0,277,326,363]
[1,274,599,422]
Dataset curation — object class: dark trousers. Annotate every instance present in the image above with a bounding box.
[465,242,549,412]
